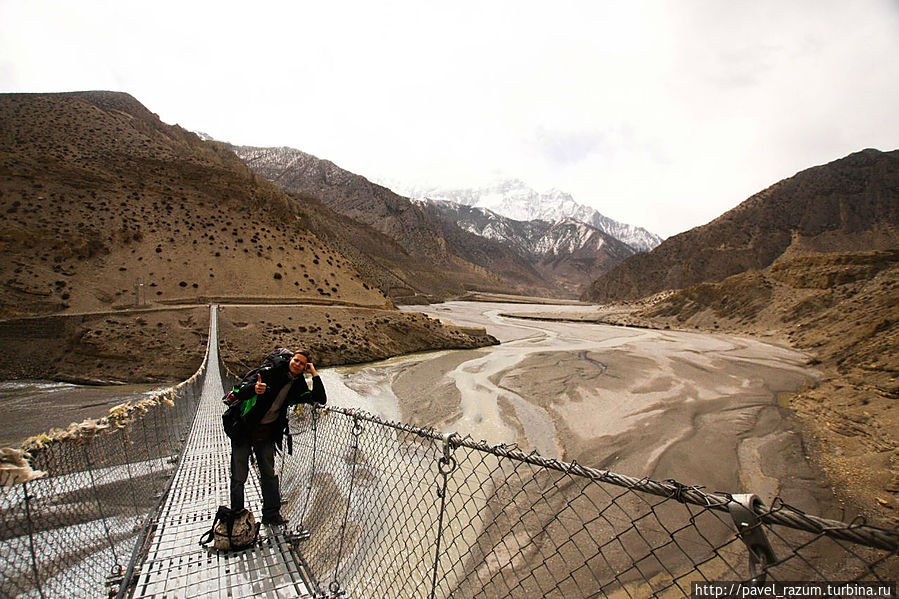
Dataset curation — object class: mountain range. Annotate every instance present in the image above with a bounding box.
[418,200,636,297]
[388,178,664,252]
[229,145,646,299]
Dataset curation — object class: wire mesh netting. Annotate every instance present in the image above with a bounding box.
[0,364,205,598]
[282,405,899,599]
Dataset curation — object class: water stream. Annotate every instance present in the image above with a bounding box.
[0,380,167,447]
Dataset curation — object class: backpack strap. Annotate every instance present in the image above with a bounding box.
[226,511,236,546]
[245,517,260,548]
[199,506,231,547]
[199,526,214,547]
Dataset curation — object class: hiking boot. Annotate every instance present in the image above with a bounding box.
[261,513,289,526]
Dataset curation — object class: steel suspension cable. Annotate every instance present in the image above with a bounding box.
[82,445,120,568]
[430,433,458,599]
[297,407,319,528]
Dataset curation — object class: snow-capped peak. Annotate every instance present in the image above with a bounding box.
[385,178,663,252]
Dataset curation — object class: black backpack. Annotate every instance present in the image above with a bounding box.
[222,401,248,440]
[199,506,259,551]
[221,348,294,438]
[222,348,294,406]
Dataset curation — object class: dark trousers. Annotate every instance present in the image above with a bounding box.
[230,425,281,518]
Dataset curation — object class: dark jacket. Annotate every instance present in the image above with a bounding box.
[233,358,326,443]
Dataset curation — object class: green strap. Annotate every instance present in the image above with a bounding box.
[240,395,257,417]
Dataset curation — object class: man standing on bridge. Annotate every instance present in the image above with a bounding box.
[229,348,327,525]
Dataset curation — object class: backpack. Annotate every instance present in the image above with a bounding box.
[222,401,248,439]
[222,348,294,406]
[221,348,295,438]
[199,506,259,551]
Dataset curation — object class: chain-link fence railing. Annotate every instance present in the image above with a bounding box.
[280,405,898,599]
[0,346,208,599]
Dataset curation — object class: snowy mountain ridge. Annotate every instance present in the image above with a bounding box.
[388,179,664,252]
[419,199,636,262]
[418,198,637,297]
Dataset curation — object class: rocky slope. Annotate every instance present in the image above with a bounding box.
[582,149,899,303]
[421,200,636,297]
[229,145,518,301]
[232,146,449,260]
[278,188,515,303]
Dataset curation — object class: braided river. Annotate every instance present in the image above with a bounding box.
[323,301,835,514]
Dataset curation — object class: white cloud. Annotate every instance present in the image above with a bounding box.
[2,0,898,237]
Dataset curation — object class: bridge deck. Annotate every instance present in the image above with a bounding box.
[130,307,317,598]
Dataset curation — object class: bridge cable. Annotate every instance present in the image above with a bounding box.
[82,445,123,584]
[297,406,319,530]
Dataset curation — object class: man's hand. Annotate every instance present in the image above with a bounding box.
[305,363,318,377]
[254,373,267,395]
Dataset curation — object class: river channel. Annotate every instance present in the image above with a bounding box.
[324,301,834,513]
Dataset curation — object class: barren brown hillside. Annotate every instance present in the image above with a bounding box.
[282,188,521,303]
[0,91,392,316]
[0,91,498,384]
[582,149,899,303]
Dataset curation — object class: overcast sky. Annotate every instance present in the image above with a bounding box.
[2,0,897,238]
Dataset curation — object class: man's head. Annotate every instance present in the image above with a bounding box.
[288,349,312,375]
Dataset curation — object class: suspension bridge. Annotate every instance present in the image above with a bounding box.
[1,305,896,598]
